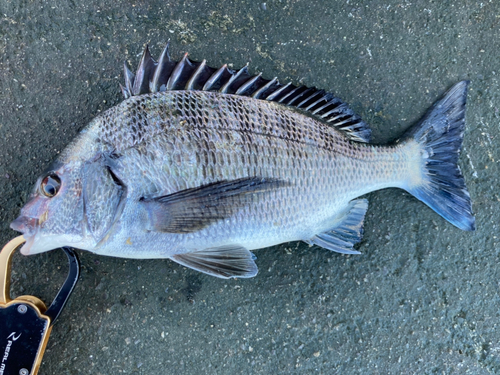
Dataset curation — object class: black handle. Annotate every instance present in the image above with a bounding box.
[45,247,80,325]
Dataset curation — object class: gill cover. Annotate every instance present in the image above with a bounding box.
[83,157,126,243]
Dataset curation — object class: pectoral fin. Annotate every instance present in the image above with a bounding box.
[307,199,368,254]
[171,246,258,279]
[141,177,288,233]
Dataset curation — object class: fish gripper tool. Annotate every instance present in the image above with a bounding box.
[0,236,80,375]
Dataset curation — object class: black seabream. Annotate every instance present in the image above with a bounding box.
[11,43,475,278]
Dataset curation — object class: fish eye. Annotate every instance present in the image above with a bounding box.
[40,174,61,198]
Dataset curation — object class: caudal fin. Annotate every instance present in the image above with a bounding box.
[403,81,475,231]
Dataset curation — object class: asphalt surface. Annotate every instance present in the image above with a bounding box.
[0,0,499,374]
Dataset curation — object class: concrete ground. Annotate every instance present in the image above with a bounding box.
[0,0,498,373]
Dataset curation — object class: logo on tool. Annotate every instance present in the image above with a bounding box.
[0,332,22,374]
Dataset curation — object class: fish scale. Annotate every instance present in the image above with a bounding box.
[11,44,474,279]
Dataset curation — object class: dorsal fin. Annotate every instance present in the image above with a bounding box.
[121,43,371,142]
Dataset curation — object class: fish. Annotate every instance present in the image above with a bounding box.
[10,43,475,279]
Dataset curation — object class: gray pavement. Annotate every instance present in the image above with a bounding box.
[0,0,498,374]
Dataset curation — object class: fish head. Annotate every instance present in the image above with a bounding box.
[10,160,87,255]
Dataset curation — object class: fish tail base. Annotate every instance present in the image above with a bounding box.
[402,81,475,231]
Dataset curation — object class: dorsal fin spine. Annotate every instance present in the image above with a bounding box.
[320,104,344,119]
[265,82,291,101]
[150,41,174,92]
[132,45,157,96]
[203,64,228,91]
[220,65,248,94]
[278,86,302,104]
[311,98,335,114]
[186,59,207,90]
[305,95,327,111]
[300,90,324,109]
[252,77,278,99]
[151,42,171,92]
[289,87,315,107]
[326,114,344,123]
[166,53,189,91]
[119,83,129,99]
[236,73,262,95]
[123,62,135,96]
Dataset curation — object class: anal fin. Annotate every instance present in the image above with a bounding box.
[171,245,258,279]
[307,199,368,255]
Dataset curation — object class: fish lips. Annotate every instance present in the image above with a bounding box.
[11,215,37,232]
[10,216,38,255]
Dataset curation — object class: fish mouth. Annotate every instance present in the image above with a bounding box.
[11,216,37,233]
[10,216,38,255]
[11,215,84,255]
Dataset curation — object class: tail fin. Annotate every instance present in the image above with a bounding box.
[403,81,475,231]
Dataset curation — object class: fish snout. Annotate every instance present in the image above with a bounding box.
[10,216,38,235]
